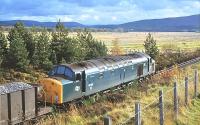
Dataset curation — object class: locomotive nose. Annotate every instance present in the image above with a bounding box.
[38,78,63,104]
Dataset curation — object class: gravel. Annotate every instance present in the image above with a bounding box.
[0,82,33,95]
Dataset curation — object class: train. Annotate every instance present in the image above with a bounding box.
[38,52,155,104]
[0,52,155,124]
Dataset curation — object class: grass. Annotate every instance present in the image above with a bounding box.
[2,31,200,124]
[4,31,200,51]
[36,62,200,125]
[89,32,200,52]
[176,98,200,125]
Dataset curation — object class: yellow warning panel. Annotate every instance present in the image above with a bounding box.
[38,78,63,104]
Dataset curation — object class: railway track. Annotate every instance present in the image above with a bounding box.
[156,57,200,75]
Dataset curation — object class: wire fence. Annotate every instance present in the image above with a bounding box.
[102,69,199,125]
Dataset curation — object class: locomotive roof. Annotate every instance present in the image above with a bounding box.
[60,52,150,73]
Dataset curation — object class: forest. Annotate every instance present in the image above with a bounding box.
[0,21,107,71]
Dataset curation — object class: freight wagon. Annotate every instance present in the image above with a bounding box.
[0,82,51,125]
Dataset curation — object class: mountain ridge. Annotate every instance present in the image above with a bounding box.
[0,14,199,32]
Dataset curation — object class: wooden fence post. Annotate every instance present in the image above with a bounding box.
[135,102,141,125]
[174,82,178,119]
[65,117,67,125]
[194,70,198,98]
[185,77,188,105]
[159,90,164,125]
[104,116,112,125]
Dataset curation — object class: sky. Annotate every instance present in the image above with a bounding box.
[0,0,200,25]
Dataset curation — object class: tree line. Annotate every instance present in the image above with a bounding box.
[2,20,197,74]
[0,21,107,71]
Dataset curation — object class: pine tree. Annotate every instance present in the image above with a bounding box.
[24,31,35,62]
[7,30,29,70]
[76,30,91,60]
[51,20,68,64]
[8,22,35,62]
[61,37,82,63]
[0,46,3,66]
[144,33,159,59]
[0,32,7,66]
[0,32,7,55]
[32,30,52,70]
[85,39,107,59]
[95,41,107,56]
[76,30,107,60]
[50,50,57,65]
[56,19,68,33]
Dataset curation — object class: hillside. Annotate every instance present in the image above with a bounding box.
[0,20,85,28]
[0,14,199,31]
[118,14,200,32]
[91,14,200,32]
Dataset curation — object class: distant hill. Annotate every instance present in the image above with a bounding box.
[118,14,200,32]
[0,20,85,28]
[0,14,199,32]
[91,14,200,32]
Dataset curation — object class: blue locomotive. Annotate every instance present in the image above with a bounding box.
[38,52,155,104]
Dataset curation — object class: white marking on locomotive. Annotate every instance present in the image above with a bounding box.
[88,83,94,90]
[75,86,80,91]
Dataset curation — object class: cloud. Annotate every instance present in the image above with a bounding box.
[94,16,99,21]
[0,0,199,24]
[58,0,122,7]
[112,16,117,21]
[79,14,91,21]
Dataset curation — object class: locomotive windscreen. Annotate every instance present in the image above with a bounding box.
[48,65,74,80]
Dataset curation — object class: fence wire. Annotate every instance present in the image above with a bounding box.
[118,69,199,125]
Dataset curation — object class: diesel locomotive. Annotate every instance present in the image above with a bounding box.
[38,52,155,104]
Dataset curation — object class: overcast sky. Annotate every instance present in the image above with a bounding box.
[0,0,199,25]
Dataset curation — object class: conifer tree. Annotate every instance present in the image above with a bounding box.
[8,22,35,62]
[144,33,159,59]
[50,50,57,65]
[51,20,68,64]
[7,30,29,70]
[0,32,7,66]
[77,30,107,60]
[32,30,52,70]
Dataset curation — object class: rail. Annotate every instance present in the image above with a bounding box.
[104,56,200,125]
[156,57,200,74]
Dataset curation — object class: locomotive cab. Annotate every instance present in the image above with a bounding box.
[38,65,83,104]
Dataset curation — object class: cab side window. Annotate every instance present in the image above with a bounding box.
[76,73,81,81]
[64,68,73,79]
